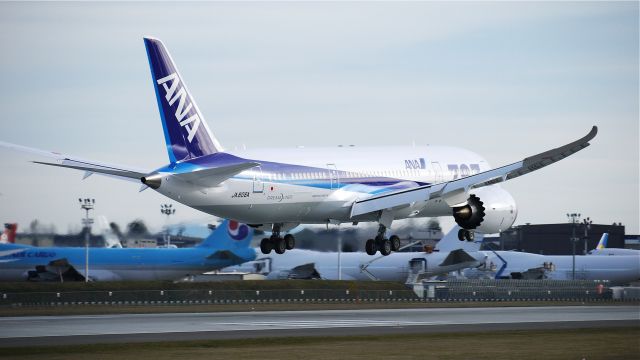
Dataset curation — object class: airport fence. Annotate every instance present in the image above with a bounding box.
[0,288,420,307]
[0,280,624,307]
[423,279,613,302]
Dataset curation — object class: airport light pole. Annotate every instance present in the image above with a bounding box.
[567,213,581,280]
[79,198,95,283]
[160,204,175,247]
[582,217,592,255]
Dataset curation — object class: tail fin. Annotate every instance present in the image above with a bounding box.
[144,37,223,163]
[0,223,17,244]
[435,225,483,252]
[596,233,608,250]
[197,220,253,249]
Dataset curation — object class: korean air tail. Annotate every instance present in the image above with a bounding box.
[144,37,223,163]
[0,223,17,244]
[197,220,254,250]
[596,233,609,250]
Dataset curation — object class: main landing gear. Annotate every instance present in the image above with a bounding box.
[365,224,401,256]
[260,223,296,255]
[458,228,475,242]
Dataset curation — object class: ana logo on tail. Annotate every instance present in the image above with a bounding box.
[156,72,201,143]
[228,220,250,241]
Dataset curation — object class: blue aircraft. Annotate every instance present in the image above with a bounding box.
[0,220,255,281]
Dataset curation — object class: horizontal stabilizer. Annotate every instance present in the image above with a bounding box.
[288,263,321,280]
[439,249,476,267]
[351,126,597,217]
[172,162,259,187]
[206,250,245,263]
[34,161,146,181]
[0,140,150,182]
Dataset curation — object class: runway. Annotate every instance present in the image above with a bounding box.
[0,306,637,347]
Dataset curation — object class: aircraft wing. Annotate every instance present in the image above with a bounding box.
[350,126,597,217]
[0,141,150,182]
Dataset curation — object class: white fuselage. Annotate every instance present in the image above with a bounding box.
[468,251,640,285]
[226,248,485,281]
[154,146,517,232]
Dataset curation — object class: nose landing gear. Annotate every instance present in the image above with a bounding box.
[457,228,475,242]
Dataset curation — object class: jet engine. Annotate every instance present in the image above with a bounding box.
[452,186,517,234]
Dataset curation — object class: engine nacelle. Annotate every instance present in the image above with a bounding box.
[452,186,517,234]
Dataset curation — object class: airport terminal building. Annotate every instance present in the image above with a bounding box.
[483,223,626,255]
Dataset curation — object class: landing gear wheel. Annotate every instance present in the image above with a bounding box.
[260,238,273,254]
[464,230,475,242]
[458,229,466,241]
[284,234,295,250]
[365,239,377,256]
[274,237,286,254]
[389,235,400,252]
[379,239,392,256]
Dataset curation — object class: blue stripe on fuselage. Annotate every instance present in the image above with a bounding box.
[152,152,429,195]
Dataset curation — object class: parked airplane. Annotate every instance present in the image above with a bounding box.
[588,233,639,256]
[0,223,17,244]
[0,220,255,281]
[0,37,598,256]
[438,228,640,285]
[224,226,484,281]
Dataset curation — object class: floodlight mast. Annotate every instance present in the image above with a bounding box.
[79,198,95,282]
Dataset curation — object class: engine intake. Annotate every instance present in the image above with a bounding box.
[452,194,486,229]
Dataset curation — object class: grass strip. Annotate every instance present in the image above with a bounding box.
[0,326,637,359]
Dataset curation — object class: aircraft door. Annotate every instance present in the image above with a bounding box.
[327,163,340,190]
[252,166,264,193]
[409,258,427,273]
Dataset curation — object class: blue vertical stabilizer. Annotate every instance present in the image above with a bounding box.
[144,37,222,163]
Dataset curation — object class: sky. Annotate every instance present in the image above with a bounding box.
[0,1,637,235]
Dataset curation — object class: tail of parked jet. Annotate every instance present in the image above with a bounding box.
[197,219,254,249]
[144,37,223,163]
[0,223,17,244]
[595,233,609,250]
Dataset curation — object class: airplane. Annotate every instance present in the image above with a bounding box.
[0,37,598,257]
[587,233,640,256]
[437,228,640,285]
[0,220,255,282]
[0,223,17,244]
[224,225,484,281]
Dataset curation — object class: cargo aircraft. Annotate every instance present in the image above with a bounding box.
[0,37,598,256]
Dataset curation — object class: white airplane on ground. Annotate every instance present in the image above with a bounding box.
[588,233,640,256]
[440,230,640,285]
[0,37,598,256]
[224,226,484,281]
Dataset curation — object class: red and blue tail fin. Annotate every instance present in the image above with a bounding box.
[197,220,253,249]
[144,37,223,163]
[0,223,17,244]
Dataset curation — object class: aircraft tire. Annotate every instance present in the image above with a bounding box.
[365,239,377,255]
[464,230,475,242]
[389,235,400,251]
[260,238,273,254]
[458,228,466,241]
[379,239,392,256]
[274,237,286,254]
[284,234,295,250]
